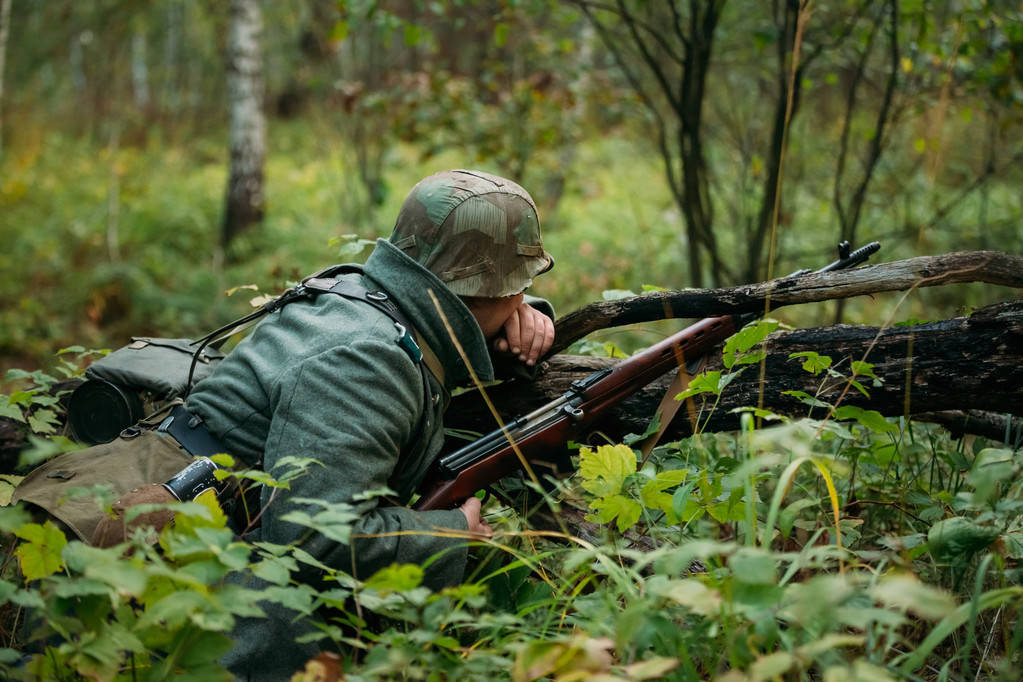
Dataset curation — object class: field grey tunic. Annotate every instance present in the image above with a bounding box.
[187,239,548,678]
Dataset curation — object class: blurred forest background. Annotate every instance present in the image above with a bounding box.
[0,0,1020,374]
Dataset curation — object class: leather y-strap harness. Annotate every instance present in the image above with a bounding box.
[169,264,445,461]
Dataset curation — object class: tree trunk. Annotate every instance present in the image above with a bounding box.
[222,0,266,248]
[0,0,12,153]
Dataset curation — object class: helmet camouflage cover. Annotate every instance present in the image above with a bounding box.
[389,169,553,298]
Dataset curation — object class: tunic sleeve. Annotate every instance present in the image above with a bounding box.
[259,336,469,590]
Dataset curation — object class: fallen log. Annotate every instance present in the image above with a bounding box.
[447,300,1023,444]
[550,250,1023,354]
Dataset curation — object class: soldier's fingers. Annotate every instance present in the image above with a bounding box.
[535,311,555,361]
[524,308,549,365]
[459,496,482,526]
[502,307,523,355]
[515,305,535,361]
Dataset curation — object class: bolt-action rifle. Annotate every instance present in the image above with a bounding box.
[414,241,882,511]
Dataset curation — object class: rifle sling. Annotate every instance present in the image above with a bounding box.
[638,356,707,461]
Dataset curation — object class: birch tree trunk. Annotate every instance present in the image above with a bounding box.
[0,0,12,153]
[223,0,265,247]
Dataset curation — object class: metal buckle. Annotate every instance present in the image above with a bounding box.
[394,323,423,363]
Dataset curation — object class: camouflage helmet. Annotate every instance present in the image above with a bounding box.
[389,169,553,298]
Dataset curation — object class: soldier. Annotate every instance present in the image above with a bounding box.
[12,169,554,677]
[195,169,555,677]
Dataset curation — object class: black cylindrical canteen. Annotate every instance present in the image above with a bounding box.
[67,379,145,445]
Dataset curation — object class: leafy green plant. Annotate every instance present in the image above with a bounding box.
[1,347,105,437]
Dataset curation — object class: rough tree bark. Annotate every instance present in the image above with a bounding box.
[222,0,266,247]
[548,250,1023,354]
[446,300,1023,448]
[446,250,1023,445]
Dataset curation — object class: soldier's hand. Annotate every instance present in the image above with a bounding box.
[493,303,554,366]
[459,496,493,538]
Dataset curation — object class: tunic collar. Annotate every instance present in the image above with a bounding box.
[363,238,495,387]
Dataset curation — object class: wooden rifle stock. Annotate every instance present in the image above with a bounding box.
[413,240,882,512]
[413,314,744,510]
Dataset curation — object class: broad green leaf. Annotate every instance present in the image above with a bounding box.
[0,505,30,533]
[210,453,236,468]
[783,390,830,409]
[137,591,208,630]
[174,631,235,669]
[588,493,643,532]
[779,498,819,538]
[252,556,296,586]
[0,477,17,506]
[8,588,44,609]
[578,444,636,497]
[729,548,777,585]
[927,516,1000,564]
[215,585,268,619]
[641,469,687,523]
[750,651,794,680]
[290,546,334,573]
[262,584,317,615]
[28,409,60,434]
[14,521,68,580]
[56,345,87,355]
[352,486,398,502]
[723,319,778,369]
[660,579,721,616]
[53,577,116,599]
[0,397,22,421]
[364,564,424,594]
[790,351,832,375]
[279,505,358,545]
[870,574,956,620]
[69,627,134,681]
[63,543,149,597]
[676,371,723,400]
[825,660,898,682]
[1002,529,1023,558]
[671,481,697,521]
[622,657,680,680]
[967,448,1015,505]
[708,488,747,523]
[833,406,897,433]
[730,406,790,422]
[850,360,880,380]
[679,498,706,522]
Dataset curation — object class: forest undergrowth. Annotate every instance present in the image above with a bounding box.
[0,318,1020,681]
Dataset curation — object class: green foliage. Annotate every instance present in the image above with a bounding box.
[1,1,1022,676]
[0,334,1021,680]
[1,347,103,436]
